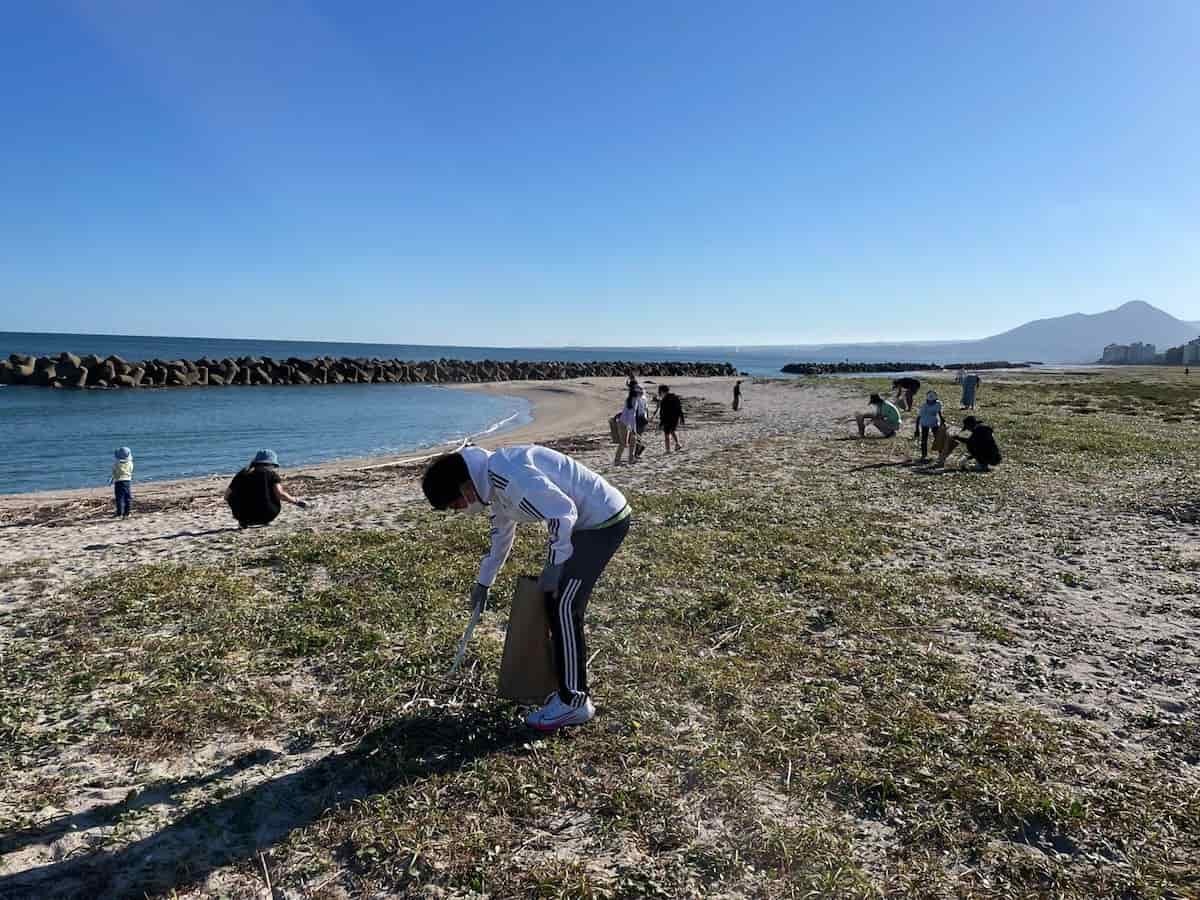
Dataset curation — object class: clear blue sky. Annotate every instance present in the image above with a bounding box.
[2,1,1197,346]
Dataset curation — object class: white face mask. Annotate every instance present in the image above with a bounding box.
[461,499,487,517]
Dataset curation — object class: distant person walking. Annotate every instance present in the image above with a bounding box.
[109,447,134,519]
[614,385,647,464]
[732,380,743,411]
[892,377,921,411]
[657,385,685,453]
[914,391,945,461]
[224,449,308,528]
[856,393,901,438]
[960,373,981,409]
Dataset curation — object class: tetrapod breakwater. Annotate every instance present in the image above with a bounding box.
[1,353,738,389]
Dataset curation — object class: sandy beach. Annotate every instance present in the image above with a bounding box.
[2,371,1198,897]
[0,375,758,577]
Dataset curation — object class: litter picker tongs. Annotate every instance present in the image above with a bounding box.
[448,597,484,675]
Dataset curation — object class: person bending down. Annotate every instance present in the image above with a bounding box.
[224,449,307,527]
[892,376,921,411]
[422,444,632,732]
[855,393,901,438]
[937,416,1002,471]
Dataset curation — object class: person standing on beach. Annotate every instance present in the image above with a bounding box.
[657,385,685,453]
[733,380,743,411]
[855,393,901,438]
[614,384,647,464]
[914,391,945,460]
[224,449,308,528]
[422,444,632,732]
[109,447,134,518]
[960,373,981,409]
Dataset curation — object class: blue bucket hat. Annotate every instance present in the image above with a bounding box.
[252,449,279,467]
[115,447,132,460]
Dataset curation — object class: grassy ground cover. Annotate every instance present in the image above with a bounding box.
[1,372,1197,898]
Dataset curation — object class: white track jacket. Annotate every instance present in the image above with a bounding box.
[461,445,627,587]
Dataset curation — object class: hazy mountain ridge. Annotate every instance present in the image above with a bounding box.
[775,301,1199,364]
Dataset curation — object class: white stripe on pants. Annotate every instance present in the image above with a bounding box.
[558,578,583,704]
[545,515,631,708]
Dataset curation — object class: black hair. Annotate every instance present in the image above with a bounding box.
[422,453,470,509]
[869,393,882,404]
[658,384,669,394]
[625,389,635,409]
[962,416,979,430]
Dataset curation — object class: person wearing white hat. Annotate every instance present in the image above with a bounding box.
[915,391,945,461]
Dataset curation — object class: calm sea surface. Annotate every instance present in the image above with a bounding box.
[1,332,772,495]
[0,383,530,495]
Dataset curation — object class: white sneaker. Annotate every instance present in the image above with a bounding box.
[526,693,595,732]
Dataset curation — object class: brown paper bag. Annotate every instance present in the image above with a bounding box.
[498,576,558,702]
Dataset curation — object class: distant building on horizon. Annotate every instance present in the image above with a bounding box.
[1183,337,1200,366]
[1100,341,1157,364]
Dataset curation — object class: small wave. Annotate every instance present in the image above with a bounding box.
[473,410,522,437]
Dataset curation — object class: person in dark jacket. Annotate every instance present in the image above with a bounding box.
[937,416,1002,471]
[892,376,921,411]
[656,385,685,453]
[224,449,308,527]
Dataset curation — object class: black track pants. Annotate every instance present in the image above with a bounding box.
[545,515,631,707]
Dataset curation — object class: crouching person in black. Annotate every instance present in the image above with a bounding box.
[225,449,308,528]
[937,416,1002,472]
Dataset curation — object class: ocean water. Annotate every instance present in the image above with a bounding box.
[0,333,981,494]
[0,383,529,495]
[0,332,839,495]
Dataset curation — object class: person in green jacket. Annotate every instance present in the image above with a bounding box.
[855,393,901,438]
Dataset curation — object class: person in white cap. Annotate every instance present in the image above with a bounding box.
[914,390,945,460]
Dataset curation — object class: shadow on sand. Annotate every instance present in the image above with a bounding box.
[0,709,529,900]
[846,460,928,473]
[83,526,242,551]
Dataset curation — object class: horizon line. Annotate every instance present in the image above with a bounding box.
[0,328,1011,351]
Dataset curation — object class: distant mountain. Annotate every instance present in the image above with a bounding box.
[774,301,1200,364]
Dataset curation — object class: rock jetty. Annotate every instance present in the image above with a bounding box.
[780,361,1032,375]
[0,353,736,389]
